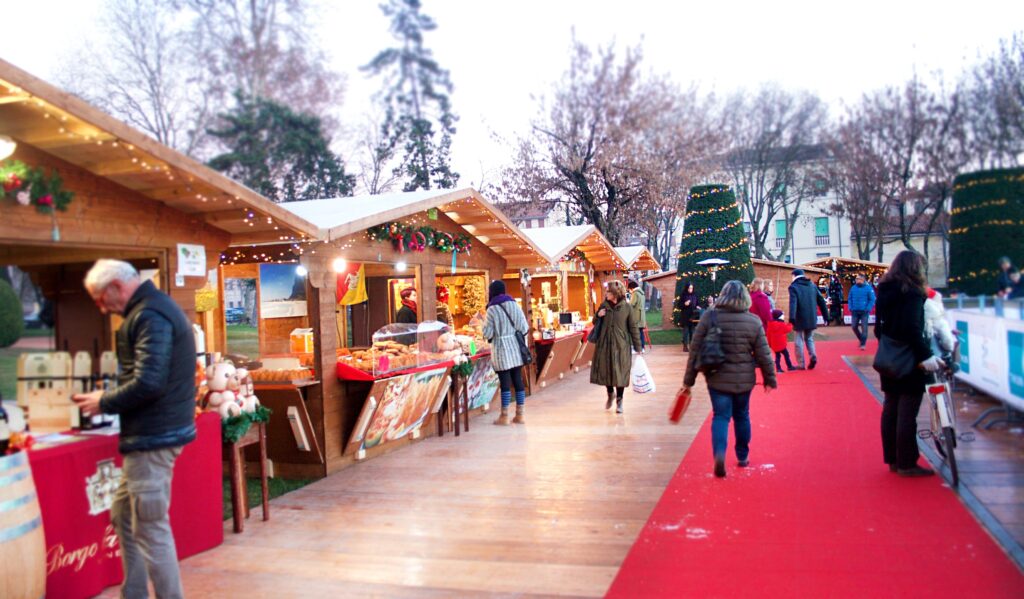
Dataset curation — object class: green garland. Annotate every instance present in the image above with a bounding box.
[0,160,74,214]
[452,360,474,377]
[222,405,272,444]
[366,222,473,254]
[562,248,586,262]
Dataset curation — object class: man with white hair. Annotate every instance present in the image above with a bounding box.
[72,259,195,599]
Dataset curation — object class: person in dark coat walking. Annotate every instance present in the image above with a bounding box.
[788,269,829,370]
[682,281,777,478]
[678,282,699,352]
[827,277,845,325]
[996,256,1014,298]
[591,280,642,414]
[875,250,943,477]
[73,260,195,599]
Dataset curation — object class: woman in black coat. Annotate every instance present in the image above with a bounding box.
[678,282,699,352]
[874,251,943,477]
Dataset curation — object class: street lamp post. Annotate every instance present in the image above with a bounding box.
[697,257,730,282]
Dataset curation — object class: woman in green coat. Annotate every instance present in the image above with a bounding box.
[627,280,648,353]
[591,280,643,414]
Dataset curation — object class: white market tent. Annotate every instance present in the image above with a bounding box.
[519,225,626,271]
[280,187,552,268]
[615,245,661,271]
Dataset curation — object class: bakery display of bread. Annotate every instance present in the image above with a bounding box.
[250,368,313,382]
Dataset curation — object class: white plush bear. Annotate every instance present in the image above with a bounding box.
[232,367,261,413]
[205,361,240,419]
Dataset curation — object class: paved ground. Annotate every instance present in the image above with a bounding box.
[101,346,707,598]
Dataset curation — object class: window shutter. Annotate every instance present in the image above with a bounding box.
[814,217,829,237]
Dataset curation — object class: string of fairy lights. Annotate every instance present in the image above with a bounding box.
[221,196,540,268]
[688,186,731,200]
[948,268,994,285]
[2,81,327,247]
[678,217,743,240]
[949,198,1009,216]
[949,219,1024,236]
[953,173,1024,192]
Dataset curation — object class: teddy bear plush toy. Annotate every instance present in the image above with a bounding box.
[231,368,261,413]
[435,332,464,359]
[205,361,241,419]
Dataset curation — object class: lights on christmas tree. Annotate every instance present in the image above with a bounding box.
[949,219,1024,236]
[949,198,1008,216]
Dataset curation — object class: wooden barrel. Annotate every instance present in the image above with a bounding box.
[0,452,46,599]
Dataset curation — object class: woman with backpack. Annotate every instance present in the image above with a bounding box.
[483,280,531,425]
[681,280,777,478]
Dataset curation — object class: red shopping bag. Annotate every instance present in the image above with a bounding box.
[669,387,692,423]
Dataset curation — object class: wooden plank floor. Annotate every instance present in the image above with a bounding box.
[847,352,1024,567]
[102,346,706,598]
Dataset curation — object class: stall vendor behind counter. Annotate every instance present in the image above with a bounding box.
[396,288,418,324]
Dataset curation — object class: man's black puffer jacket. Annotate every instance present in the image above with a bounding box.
[100,280,197,454]
[788,277,828,331]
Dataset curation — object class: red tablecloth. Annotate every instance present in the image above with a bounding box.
[27,412,223,599]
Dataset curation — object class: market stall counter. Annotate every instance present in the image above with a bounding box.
[25,412,222,599]
[534,331,586,388]
[335,322,501,459]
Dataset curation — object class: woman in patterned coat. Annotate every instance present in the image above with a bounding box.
[482,280,530,425]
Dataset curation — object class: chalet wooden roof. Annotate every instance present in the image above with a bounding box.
[0,59,319,247]
[519,225,626,271]
[754,258,831,274]
[615,246,661,271]
[281,188,552,268]
[801,256,889,272]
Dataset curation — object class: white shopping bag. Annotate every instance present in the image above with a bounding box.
[631,355,656,394]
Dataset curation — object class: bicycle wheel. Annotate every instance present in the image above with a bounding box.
[943,426,959,487]
[930,401,947,458]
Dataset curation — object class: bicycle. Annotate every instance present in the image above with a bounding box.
[918,347,973,487]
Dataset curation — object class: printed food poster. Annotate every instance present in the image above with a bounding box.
[466,356,500,410]
[259,263,308,319]
[361,366,451,450]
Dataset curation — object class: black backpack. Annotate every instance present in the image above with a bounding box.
[696,310,727,374]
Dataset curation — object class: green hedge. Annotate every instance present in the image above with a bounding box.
[672,184,755,326]
[948,168,1024,295]
[0,280,23,348]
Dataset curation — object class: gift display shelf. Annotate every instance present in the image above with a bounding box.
[336,350,492,382]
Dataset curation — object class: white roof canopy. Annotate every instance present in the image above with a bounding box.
[615,245,661,271]
[280,188,551,267]
[520,225,626,270]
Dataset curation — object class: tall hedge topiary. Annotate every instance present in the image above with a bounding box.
[0,279,24,348]
[672,184,755,326]
[948,168,1024,295]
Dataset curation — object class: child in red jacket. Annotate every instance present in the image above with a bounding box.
[766,309,795,372]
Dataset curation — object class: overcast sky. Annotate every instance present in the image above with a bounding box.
[1,1,1022,190]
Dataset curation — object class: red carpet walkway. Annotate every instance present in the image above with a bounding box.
[608,339,1022,598]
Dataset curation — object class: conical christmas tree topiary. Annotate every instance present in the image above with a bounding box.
[673,184,755,327]
[948,167,1024,295]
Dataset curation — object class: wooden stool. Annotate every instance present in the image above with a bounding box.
[227,421,269,533]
